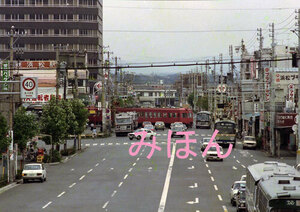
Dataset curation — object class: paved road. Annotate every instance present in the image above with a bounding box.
[0,128,295,212]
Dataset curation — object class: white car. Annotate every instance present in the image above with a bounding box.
[240,175,246,181]
[242,136,257,149]
[128,128,156,140]
[230,181,246,206]
[205,146,224,161]
[22,163,47,183]
[201,137,211,151]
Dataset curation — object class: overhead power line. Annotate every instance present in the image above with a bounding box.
[104,29,269,33]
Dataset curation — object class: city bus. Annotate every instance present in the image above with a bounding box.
[196,111,212,129]
[245,161,300,212]
[214,120,236,147]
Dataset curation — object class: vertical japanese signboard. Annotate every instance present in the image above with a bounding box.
[1,62,9,91]
[264,67,270,102]
[288,84,294,102]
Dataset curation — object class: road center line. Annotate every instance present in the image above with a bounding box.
[102,158,106,161]
[128,168,133,172]
[205,164,209,168]
[69,183,76,188]
[57,191,65,198]
[102,201,109,209]
[87,169,93,173]
[214,185,218,191]
[236,160,240,163]
[124,174,128,179]
[95,163,99,167]
[211,176,215,182]
[222,205,228,212]
[158,143,176,212]
[232,166,237,170]
[208,170,211,174]
[118,182,123,187]
[241,165,246,168]
[111,190,117,197]
[42,201,52,209]
[133,162,136,166]
[218,195,223,201]
[79,175,85,181]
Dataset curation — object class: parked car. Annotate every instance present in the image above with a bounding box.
[201,137,211,151]
[22,163,47,183]
[128,128,156,140]
[205,146,224,161]
[155,121,165,131]
[242,136,257,149]
[144,124,155,132]
[171,126,185,137]
[142,121,152,127]
[230,181,246,206]
[236,188,246,211]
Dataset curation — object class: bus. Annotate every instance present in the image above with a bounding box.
[196,111,212,129]
[245,161,300,212]
[214,120,236,147]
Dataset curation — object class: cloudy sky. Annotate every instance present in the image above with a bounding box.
[103,0,300,75]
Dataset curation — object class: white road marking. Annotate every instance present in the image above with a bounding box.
[189,183,198,188]
[195,134,199,136]
[102,201,109,209]
[207,134,211,136]
[232,166,237,170]
[162,142,166,144]
[157,134,161,136]
[85,144,90,146]
[211,176,215,182]
[69,183,76,188]
[202,155,204,158]
[241,165,246,169]
[218,195,223,201]
[79,175,85,181]
[236,160,240,163]
[163,134,167,136]
[186,197,199,204]
[133,163,136,166]
[108,143,112,145]
[93,143,98,146]
[158,143,176,212]
[140,152,143,155]
[128,168,133,172]
[70,168,74,171]
[188,166,195,170]
[111,190,117,197]
[233,156,236,159]
[116,143,120,145]
[100,143,104,146]
[201,134,205,136]
[102,158,106,161]
[57,191,65,198]
[124,142,128,145]
[208,170,211,174]
[250,155,253,157]
[110,168,114,170]
[95,163,99,167]
[253,159,258,162]
[87,169,93,173]
[42,201,52,209]
[136,158,140,161]
[222,205,228,212]
[205,164,209,168]
[214,185,218,191]
[124,174,128,179]
[118,182,123,187]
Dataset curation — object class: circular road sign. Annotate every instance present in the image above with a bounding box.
[22,78,36,91]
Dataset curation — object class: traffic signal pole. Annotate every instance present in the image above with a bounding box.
[296,9,300,164]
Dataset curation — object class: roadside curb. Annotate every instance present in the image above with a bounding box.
[0,182,19,195]
[49,148,87,165]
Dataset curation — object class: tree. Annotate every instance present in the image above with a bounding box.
[187,93,195,108]
[13,107,38,166]
[0,113,10,153]
[70,99,88,149]
[197,96,208,111]
[40,98,68,154]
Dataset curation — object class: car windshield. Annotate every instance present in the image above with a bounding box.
[143,122,151,125]
[144,125,153,129]
[245,137,255,141]
[234,183,246,189]
[24,165,41,170]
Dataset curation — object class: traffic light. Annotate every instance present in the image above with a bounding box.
[292,53,298,67]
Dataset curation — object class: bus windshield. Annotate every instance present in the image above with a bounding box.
[215,122,235,134]
[116,118,131,124]
[197,113,210,121]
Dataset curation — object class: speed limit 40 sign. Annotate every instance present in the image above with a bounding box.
[20,77,38,99]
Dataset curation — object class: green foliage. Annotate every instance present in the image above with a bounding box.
[197,96,209,111]
[124,96,135,107]
[13,107,38,152]
[187,93,194,108]
[49,149,61,162]
[40,98,68,145]
[60,100,78,137]
[70,99,88,136]
[61,147,76,156]
[0,113,10,153]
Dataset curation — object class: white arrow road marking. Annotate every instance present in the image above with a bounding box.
[158,143,176,212]
[233,156,236,159]
[188,166,195,170]
[214,185,218,191]
[57,191,65,198]
[87,169,93,173]
[189,183,198,189]
[69,183,76,188]
[42,201,52,209]
[70,168,74,171]
[79,175,85,181]
[218,195,223,201]
[102,201,109,209]
[186,198,199,204]
[110,168,114,170]
[111,190,117,197]
[232,166,237,170]
[102,158,106,161]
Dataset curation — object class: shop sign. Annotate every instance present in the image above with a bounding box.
[275,113,297,128]
[265,67,270,102]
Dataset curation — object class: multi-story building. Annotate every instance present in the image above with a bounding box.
[0,0,103,89]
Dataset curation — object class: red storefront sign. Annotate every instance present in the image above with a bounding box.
[265,67,270,102]
[275,113,297,128]
[18,61,57,69]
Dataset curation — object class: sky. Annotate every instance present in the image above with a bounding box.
[103,0,300,75]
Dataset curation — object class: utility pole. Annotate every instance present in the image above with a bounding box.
[229,45,235,121]
[220,54,223,104]
[258,28,264,138]
[296,9,300,164]
[270,22,276,157]
[55,46,60,102]
[213,57,217,120]
[74,51,78,99]
[241,39,246,133]
[114,57,119,97]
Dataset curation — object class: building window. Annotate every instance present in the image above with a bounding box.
[5,0,11,5]
[67,14,73,20]
[54,29,59,35]
[30,0,35,5]
[43,14,49,19]
[19,14,24,19]
[30,14,35,20]
[43,0,48,4]
[54,14,59,20]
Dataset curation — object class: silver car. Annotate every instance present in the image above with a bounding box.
[230,181,246,206]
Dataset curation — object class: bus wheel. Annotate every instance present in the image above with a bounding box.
[150,135,153,140]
